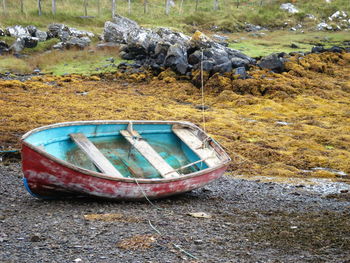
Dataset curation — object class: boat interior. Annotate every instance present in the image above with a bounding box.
[23,122,227,179]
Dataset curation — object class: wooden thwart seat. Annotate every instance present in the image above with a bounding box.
[69,133,123,178]
[120,129,179,179]
[172,127,221,168]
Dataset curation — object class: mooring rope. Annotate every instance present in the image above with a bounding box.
[200,49,207,135]
[133,176,199,260]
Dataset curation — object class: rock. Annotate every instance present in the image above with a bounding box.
[231,57,249,68]
[188,50,202,65]
[316,22,333,31]
[328,46,344,53]
[329,11,348,21]
[5,25,29,38]
[35,30,47,42]
[22,37,39,48]
[164,44,188,74]
[102,15,140,43]
[26,25,37,36]
[305,14,316,20]
[154,27,190,46]
[10,38,25,53]
[290,43,299,48]
[213,61,232,73]
[258,53,285,73]
[0,28,4,36]
[212,34,228,41]
[47,23,69,38]
[69,27,94,38]
[280,3,299,14]
[235,66,247,79]
[0,41,9,54]
[244,23,266,32]
[311,46,326,53]
[52,42,65,50]
[65,37,91,49]
[58,30,70,42]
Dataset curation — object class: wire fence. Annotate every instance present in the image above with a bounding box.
[1,0,283,18]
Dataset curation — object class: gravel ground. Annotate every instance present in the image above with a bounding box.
[1,162,350,263]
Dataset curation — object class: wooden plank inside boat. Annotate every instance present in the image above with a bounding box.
[172,127,221,168]
[120,129,179,179]
[69,133,123,178]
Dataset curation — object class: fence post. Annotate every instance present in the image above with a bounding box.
[2,0,5,14]
[38,0,42,16]
[84,0,88,16]
[52,0,56,15]
[165,0,170,15]
[20,0,24,13]
[143,0,147,14]
[112,0,116,17]
[213,0,219,10]
[195,0,199,11]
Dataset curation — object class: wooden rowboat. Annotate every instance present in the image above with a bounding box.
[21,120,231,200]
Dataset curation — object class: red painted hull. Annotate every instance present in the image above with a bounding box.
[22,144,229,200]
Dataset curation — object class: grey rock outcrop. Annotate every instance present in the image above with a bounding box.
[102,16,254,76]
[5,25,30,38]
[258,53,286,73]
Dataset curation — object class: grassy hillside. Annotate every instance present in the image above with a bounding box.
[0,0,349,32]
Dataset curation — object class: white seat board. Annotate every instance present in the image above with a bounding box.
[69,133,123,178]
[120,130,179,179]
[172,128,221,168]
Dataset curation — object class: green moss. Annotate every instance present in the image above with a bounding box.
[46,56,125,76]
[22,38,60,55]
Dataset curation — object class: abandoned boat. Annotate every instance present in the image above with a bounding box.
[21,120,231,200]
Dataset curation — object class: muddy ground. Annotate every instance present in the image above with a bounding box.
[1,162,349,263]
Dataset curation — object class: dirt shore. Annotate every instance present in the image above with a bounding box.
[1,162,349,263]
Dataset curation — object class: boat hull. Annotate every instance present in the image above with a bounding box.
[22,144,229,200]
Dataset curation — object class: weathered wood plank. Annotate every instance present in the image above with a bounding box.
[172,128,221,168]
[69,133,123,178]
[120,130,179,179]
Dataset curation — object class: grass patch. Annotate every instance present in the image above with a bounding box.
[22,38,60,55]
[228,31,350,57]
[0,56,31,74]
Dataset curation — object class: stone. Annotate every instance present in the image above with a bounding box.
[0,41,9,54]
[52,42,65,50]
[69,27,94,38]
[316,22,333,31]
[231,57,249,68]
[102,15,140,43]
[48,23,69,38]
[22,36,39,48]
[328,46,344,53]
[258,53,285,73]
[26,25,37,36]
[5,25,29,38]
[0,28,4,36]
[280,3,299,14]
[164,44,188,74]
[65,37,91,49]
[213,61,232,73]
[35,30,48,42]
[235,66,247,79]
[311,46,326,53]
[10,38,25,53]
[188,50,202,65]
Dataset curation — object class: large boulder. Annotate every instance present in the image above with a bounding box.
[65,36,91,49]
[258,53,286,73]
[10,38,25,53]
[5,25,30,38]
[47,23,70,38]
[164,44,189,74]
[22,36,39,48]
[26,25,37,36]
[35,30,48,42]
[103,15,140,43]
[69,27,95,38]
